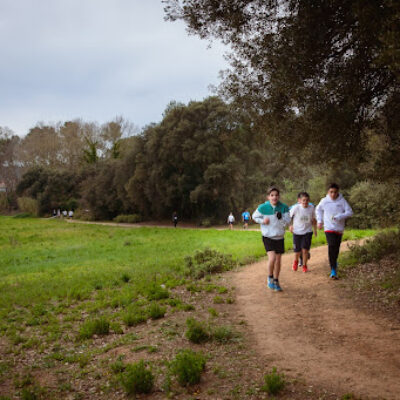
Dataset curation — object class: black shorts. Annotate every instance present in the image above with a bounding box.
[262,236,285,254]
[293,232,313,252]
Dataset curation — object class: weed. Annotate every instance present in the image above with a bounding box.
[169,349,206,386]
[185,318,210,343]
[184,247,237,279]
[212,325,238,343]
[110,358,125,374]
[208,307,218,317]
[120,360,154,395]
[146,282,169,300]
[213,296,224,304]
[121,273,130,283]
[262,367,286,395]
[122,308,148,327]
[148,303,166,319]
[79,317,110,339]
[341,394,361,400]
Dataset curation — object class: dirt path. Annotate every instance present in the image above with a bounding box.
[231,242,400,400]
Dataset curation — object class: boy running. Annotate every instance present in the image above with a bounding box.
[252,187,290,291]
[242,209,251,229]
[316,183,353,279]
[289,192,317,272]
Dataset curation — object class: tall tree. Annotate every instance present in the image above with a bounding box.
[164,0,400,163]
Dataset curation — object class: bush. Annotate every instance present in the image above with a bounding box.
[185,318,210,343]
[148,303,166,319]
[184,248,237,279]
[122,309,148,327]
[145,283,169,300]
[343,229,400,266]
[170,349,206,386]
[262,367,286,395]
[13,213,33,219]
[113,214,143,223]
[349,181,400,228]
[79,317,110,339]
[72,208,95,221]
[17,197,38,216]
[212,325,238,343]
[120,360,154,395]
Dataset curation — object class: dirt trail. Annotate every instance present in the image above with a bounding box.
[231,242,400,400]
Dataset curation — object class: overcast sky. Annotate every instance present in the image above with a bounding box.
[0,0,228,136]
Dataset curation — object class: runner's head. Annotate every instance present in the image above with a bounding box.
[298,192,310,207]
[327,183,339,200]
[267,186,280,206]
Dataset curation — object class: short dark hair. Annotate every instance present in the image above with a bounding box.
[299,191,310,199]
[267,186,280,195]
[328,183,339,190]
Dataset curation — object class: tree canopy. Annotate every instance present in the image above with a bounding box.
[164,0,400,166]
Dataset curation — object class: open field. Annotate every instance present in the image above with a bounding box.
[0,217,376,399]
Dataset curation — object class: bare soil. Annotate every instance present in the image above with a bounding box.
[231,241,400,400]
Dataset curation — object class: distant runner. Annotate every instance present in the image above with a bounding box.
[242,209,251,229]
[227,212,235,230]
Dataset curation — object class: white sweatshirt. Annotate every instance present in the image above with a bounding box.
[316,193,353,233]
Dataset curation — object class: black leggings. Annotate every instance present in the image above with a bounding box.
[325,232,342,270]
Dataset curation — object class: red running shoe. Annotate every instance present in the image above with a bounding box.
[302,266,308,273]
[292,260,298,271]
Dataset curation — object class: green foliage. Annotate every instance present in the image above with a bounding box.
[120,360,154,395]
[79,317,110,339]
[212,325,238,343]
[17,197,38,216]
[341,394,361,400]
[349,181,400,228]
[184,247,237,279]
[262,367,286,395]
[342,229,400,266]
[122,310,147,326]
[148,303,166,319]
[170,349,206,386]
[113,214,143,223]
[185,318,210,343]
[145,283,170,300]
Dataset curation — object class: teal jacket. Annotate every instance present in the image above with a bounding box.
[252,201,290,239]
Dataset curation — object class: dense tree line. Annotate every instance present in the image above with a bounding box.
[2,93,400,226]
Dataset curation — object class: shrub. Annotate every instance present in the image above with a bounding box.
[170,349,206,386]
[185,318,210,343]
[113,214,143,223]
[148,303,166,319]
[342,229,400,266]
[13,213,32,219]
[79,317,110,339]
[17,197,38,216]
[262,367,286,395]
[212,325,238,343]
[120,360,154,395]
[122,309,148,327]
[198,218,212,227]
[349,181,400,228]
[72,208,95,221]
[145,283,170,300]
[184,248,237,279]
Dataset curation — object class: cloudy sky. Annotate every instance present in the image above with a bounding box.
[0,1,228,136]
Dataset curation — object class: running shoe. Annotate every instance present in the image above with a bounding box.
[267,277,275,290]
[302,266,308,273]
[274,281,282,291]
[292,260,298,271]
[329,269,338,279]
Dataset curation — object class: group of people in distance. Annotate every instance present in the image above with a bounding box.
[227,209,251,230]
[252,183,353,291]
[52,209,74,218]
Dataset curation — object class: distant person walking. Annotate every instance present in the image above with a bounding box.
[316,183,353,279]
[252,187,290,291]
[227,212,235,230]
[242,209,251,229]
[68,210,74,219]
[172,211,178,228]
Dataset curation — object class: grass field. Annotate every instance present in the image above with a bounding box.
[0,216,376,399]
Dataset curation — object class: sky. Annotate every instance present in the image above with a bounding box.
[0,1,228,136]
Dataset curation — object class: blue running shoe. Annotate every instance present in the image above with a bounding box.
[329,269,338,279]
[274,281,282,291]
[267,277,276,290]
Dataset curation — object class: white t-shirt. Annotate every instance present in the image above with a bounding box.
[228,215,235,223]
[290,204,315,235]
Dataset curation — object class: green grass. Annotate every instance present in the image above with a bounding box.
[0,216,375,341]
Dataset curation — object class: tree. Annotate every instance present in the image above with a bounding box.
[164,0,400,164]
